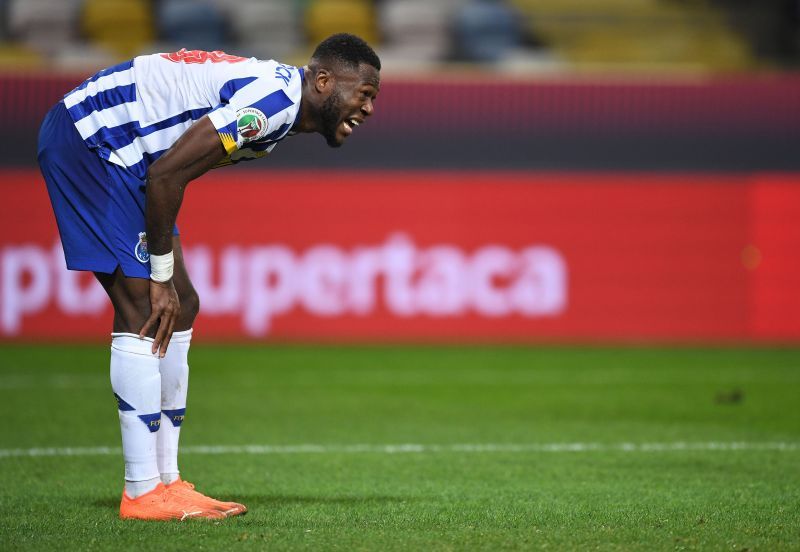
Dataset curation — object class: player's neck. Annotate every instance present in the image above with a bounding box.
[292,67,322,135]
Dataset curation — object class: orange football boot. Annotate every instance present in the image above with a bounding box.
[119,482,226,521]
[165,478,247,516]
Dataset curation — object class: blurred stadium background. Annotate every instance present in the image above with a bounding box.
[0,0,798,342]
[1,2,800,549]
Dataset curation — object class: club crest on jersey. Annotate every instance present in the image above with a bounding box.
[236,107,268,141]
[134,232,149,263]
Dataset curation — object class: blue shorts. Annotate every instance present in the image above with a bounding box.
[37,101,177,278]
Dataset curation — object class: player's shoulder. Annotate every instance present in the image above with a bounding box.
[238,59,304,103]
[249,59,302,83]
[134,50,265,73]
[132,51,299,77]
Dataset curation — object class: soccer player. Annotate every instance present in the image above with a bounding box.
[37,34,380,521]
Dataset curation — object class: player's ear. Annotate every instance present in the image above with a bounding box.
[314,68,333,94]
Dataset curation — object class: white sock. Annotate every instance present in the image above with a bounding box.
[157,328,192,485]
[110,333,162,498]
[125,477,161,498]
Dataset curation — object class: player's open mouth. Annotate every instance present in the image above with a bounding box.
[341,117,362,136]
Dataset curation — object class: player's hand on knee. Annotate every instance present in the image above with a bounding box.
[139,279,181,358]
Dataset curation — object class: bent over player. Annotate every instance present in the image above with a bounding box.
[37,34,380,521]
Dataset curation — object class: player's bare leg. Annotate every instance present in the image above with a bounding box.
[95,236,243,519]
[158,238,246,516]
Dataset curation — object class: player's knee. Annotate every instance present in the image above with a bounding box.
[180,289,200,323]
[114,297,152,334]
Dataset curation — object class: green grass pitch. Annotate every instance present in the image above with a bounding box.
[1,344,799,550]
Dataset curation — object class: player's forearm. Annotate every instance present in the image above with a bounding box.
[143,116,227,256]
[144,173,185,256]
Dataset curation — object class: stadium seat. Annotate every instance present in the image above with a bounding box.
[0,43,45,69]
[451,0,523,63]
[215,0,300,61]
[0,0,9,40]
[51,43,119,71]
[81,0,155,59]
[7,0,81,56]
[305,0,378,49]
[378,0,466,67]
[157,0,228,53]
[508,0,754,70]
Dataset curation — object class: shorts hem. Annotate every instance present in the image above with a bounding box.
[64,258,119,274]
[64,258,150,279]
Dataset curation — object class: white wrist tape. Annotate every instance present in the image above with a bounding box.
[149,251,174,282]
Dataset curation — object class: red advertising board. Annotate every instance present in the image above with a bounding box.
[2,170,798,342]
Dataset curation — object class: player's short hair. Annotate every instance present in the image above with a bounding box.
[311,33,381,72]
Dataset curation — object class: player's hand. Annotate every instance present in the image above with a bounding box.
[139,279,181,358]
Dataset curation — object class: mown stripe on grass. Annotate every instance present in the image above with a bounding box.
[1,441,799,458]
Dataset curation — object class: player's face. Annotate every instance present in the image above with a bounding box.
[320,63,380,148]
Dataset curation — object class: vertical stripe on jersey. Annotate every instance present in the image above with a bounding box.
[263,122,292,142]
[64,66,135,109]
[220,77,258,103]
[126,149,169,180]
[86,107,212,152]
[74,102,137,139]
[67,84,137,122]
[254,89,295,118]
[69,60,134,94]
[114,123,194,167]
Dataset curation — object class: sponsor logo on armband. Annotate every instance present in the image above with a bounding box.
[236,108,268,142]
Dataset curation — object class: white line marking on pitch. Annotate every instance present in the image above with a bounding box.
[0,374,105,390]
[0,442,798,458]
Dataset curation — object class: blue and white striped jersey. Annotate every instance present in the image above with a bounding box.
[63,49,303,180]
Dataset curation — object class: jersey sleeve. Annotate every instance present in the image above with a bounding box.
[207,67,299,154]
